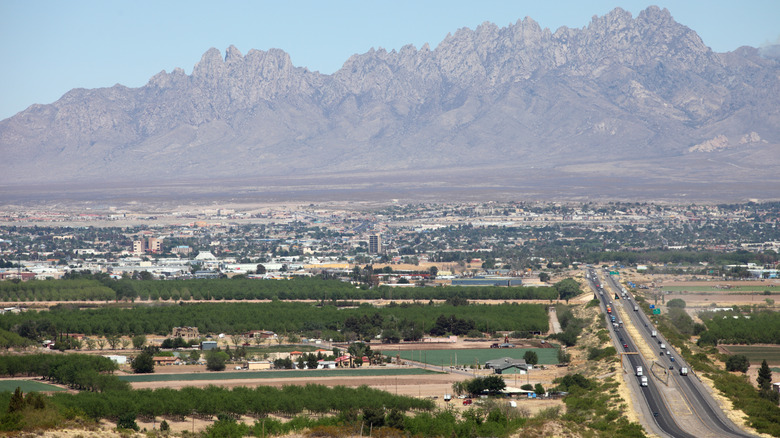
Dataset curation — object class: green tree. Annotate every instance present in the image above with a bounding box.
[554,278,581,303]
[757,359,773,391]
[725,354,749,373]
[256,264,266,274]
[306,353,319,370]
[539,272,550,283]
[106,335,120,350]
[667,298,686,309]
[132,335,146,350]
[189,350,201,363]
[534,383,545,395]
[382,328,401,344]
[117,411,139,431]
[523,350,539,366]
[8,387,25,412]
[362,406,385,428]
[206,350,229,371]
[131,351,155,374]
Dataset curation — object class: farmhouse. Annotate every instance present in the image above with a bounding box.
[153,356,179,366]
[484,357,530,374]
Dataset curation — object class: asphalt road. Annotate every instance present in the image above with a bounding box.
[594,269,756,438]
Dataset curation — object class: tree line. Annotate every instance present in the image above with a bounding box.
[0,301,549,342]
[698,310,780,345]
[45,384,432,421]
[0,276,564,302]
[0,353,126,392]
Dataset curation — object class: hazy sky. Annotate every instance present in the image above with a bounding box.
[1,0,778,120]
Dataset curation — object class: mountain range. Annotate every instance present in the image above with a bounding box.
[1,6,779,202]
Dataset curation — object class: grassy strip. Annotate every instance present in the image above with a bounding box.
[0,380,66,392]
[719,345,780,364]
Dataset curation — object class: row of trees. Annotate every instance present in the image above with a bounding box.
[44,384,433,421]
[1,302,549,341]
[699,310,780,345]
[0,354,126,392]
[0,277,565,302]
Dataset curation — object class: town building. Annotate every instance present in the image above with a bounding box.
[171,326,199,340]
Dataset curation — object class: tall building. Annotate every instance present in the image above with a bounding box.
[368,234,381,254]
[147,237,162,253]
[131,236,163,254]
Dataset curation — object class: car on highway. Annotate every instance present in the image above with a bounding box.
[623,343,628,349]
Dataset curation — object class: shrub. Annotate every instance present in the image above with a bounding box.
[116,412,139,431]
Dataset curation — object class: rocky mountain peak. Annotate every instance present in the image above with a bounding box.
[0,6,778,197]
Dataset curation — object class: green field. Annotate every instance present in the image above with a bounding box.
[119,367,441,383]
[721,345,780,365]
[396,348,559,367]
[0,380,66,392]
[659,286,780,293]
[245,345,324,354]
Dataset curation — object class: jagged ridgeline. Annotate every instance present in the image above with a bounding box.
[1,6,778,190]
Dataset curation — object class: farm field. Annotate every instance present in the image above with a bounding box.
[119,367,441,383]
[396,348,559,367]
[0,379,66,392]
[720,345,780,364]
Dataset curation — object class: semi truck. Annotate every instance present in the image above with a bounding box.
[636,366,643,376]
[634,305,639,311]
[680,367,689,376]
[640,376,648,387]
[651,330,657,337]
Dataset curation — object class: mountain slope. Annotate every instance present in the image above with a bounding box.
[1,6,778,198]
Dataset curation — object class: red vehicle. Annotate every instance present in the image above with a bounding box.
[463,399,473,406]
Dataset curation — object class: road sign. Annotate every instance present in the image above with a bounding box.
[649,304,655,309]
[653,309,661,315]
[609,271,619,275]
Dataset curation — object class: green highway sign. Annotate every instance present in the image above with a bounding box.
[609,271,619,275]
[652,309,661,315]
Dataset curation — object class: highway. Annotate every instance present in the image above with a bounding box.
[587,268,756,438]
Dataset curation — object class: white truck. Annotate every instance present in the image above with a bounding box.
[636,366,643,376]
[633,305,639,311]
[640,376,648,387]
[680,367,689,376]
[660,343,666,349]
[651,330,657,337]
